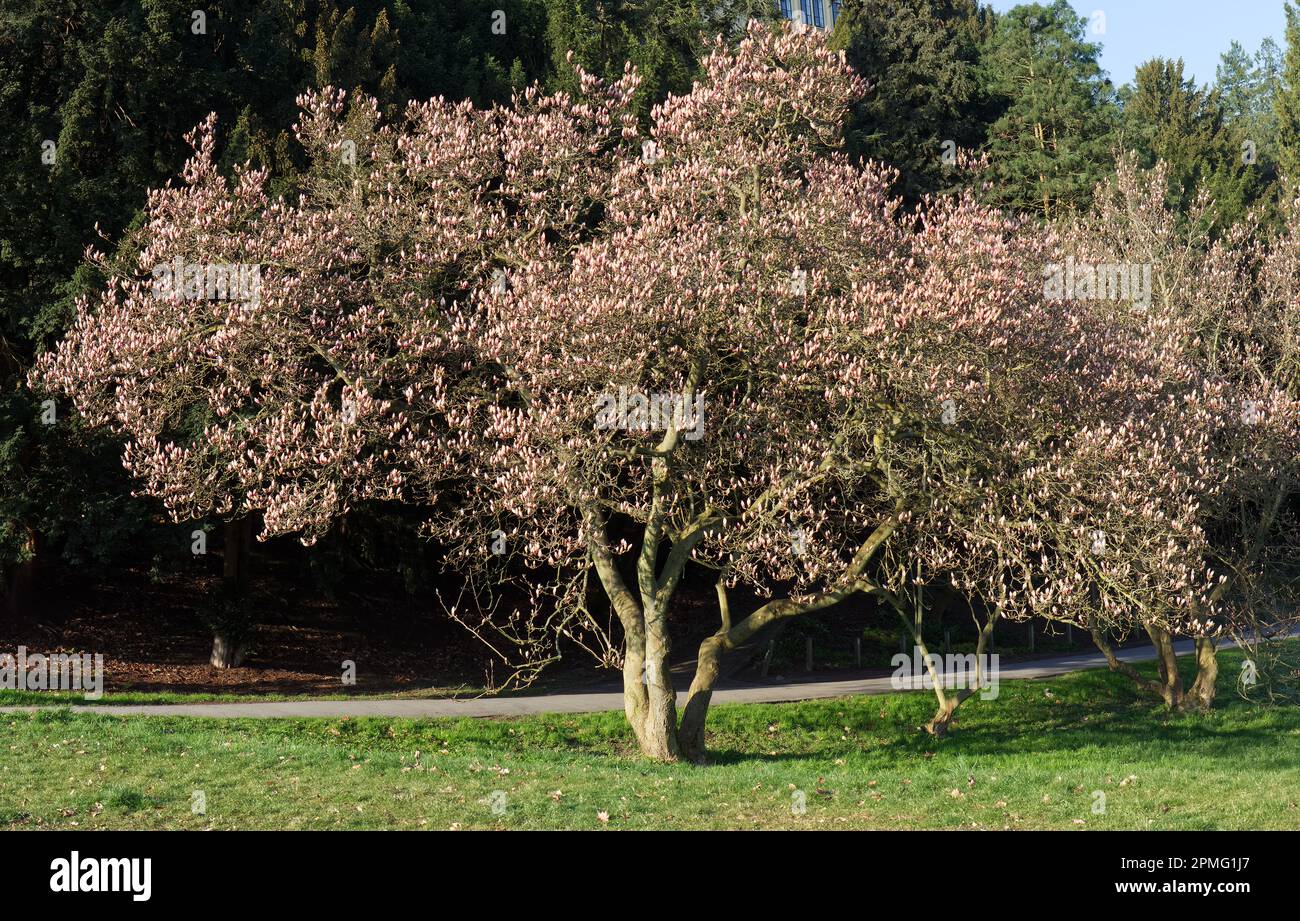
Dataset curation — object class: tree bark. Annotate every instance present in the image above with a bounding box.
[620,620,651,745]
[675,515,902,762]
[618,633,680,760]
[638,619,681,761]
[209,633,246,669]
[679,634,723,763]
[1146,624,1184,709]
[581,501,684,761]
[210,516,253,669]
[1183,637,1219,711]
[906,601,998,738]
[1089,620,1219,712]
[1089,619,1170,703]
[2,526,38,620]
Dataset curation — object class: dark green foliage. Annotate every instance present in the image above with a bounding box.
[374,0,550,108]
[1217,37,1283,150]
[0,1,222,596]
[1276,1,1300,183]
[979,0,1116,219]
[0,0,554,598]
[831,0,995,199]
[541,0,775,123]
[1119,57,1267,230]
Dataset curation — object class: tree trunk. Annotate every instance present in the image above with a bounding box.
[640,637,680,761]
[679,635,724,763]
[881,581,968,737]
[922,606,998,737]
[1090,620,1172,705]
[210,633,246,669]
[618,615,680,761]
[1146,624,1184,709]
[1183,637,1218,711]
[2,527,39,620]
[926,697,960,737]
[590,502,900,763]
[671,516,900,762]
[1089,620,1218,712]
[210,516,254,670]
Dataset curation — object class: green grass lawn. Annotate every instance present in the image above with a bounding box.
[0,685,484,707]
[2,645,1297,830]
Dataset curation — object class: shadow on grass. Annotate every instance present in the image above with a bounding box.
[700,647,1298,768]
[15,644,1296,775]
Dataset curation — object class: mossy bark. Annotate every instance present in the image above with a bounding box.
[1088,620,1218,712]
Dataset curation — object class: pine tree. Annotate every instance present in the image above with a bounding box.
[1275,1,1300,183]
[830,0,995,199]
[1218,39,1282,153]
[386,0,550,106]
[542,0,775,123]
[1119,58,1261,226]
[980,0,1117,219]
[1219,41,1261,126]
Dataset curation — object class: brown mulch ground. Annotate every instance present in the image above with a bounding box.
[0,563,495,695]
[3,559,1092,698]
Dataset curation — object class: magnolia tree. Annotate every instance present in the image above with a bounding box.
[29,66,641,664]
[32,19,1285,749]
[399,23,1245,756]
[1058,156,1300,709]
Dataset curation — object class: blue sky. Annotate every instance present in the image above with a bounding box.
[988,0,1289,87]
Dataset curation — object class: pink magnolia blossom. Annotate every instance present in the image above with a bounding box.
[31,22,1292,756]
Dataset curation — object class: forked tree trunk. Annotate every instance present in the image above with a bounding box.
[589,469,902,763]
[913,605,999,737]
[926,696,960,737]
[673,519,901,762]
[1183,637,1219,711]
[1090,620,1174,705]
[1089,620,1218,712]
[1117,485,1279,711]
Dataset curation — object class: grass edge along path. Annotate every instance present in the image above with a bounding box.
[2,631,1285,715]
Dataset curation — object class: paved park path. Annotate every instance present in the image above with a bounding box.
[2,633,1270,720]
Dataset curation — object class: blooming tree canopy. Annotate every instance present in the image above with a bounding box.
[398,23,1255,756]
[1058,156,1300,708]
[31,63,641,545]
[31,21,1291,757]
